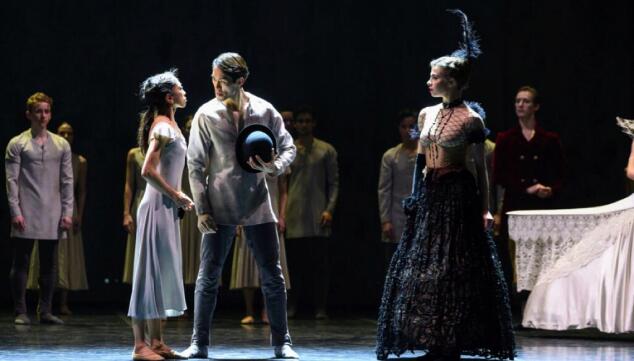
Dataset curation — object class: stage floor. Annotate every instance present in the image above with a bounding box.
[1,312,633,361]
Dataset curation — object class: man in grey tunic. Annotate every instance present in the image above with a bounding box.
[285,107,339,320]
[181,53,298,359]
[377,110,417,268]
[5,92,73,325]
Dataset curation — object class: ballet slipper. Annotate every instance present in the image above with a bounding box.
[132,345,164,361]
[151,343,186,359]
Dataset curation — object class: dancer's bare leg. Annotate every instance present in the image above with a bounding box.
[241,288,256,324]
[132,319,163,360]
[149,319,185,359]
[147,319,162,348]
[261,295,269,324]
[59,289,72,315]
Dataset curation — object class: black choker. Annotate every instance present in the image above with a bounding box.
[442,98,463,108]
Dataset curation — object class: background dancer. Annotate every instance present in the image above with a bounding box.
[27,121,89,315]
[5,92,73,326]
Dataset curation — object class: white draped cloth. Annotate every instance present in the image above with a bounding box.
[508,194,634,333]
[508,195,634,291]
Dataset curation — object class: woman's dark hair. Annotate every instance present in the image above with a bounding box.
[430,10,481,91]
[212,52,249,83]
[137,69,180,153]
[293,105,315,122]
[396,109,417,126]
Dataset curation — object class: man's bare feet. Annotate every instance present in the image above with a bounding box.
[240,315,255,324]
[59,305,72,315]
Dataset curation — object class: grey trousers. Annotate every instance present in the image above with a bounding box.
[191,222,291,346]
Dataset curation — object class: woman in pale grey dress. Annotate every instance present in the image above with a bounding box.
[230,172,291,324]
[122,146,146,284]
[127,70,193,361]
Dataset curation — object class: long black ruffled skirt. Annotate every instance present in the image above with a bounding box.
[376,168,515,360]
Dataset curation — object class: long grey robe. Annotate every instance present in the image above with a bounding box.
[286,138,339,238]
[377,143,416,243]
[5,130,73,240]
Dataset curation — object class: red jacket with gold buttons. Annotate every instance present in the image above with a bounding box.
[493,124,566,213]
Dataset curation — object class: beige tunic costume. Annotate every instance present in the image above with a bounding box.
[28,153,88,290]
[286,138,339,238]
[5,129,74,317]
[5,130,74,240]
[123,148,146,284]
[180,163,201,285]
[378,144,416,243]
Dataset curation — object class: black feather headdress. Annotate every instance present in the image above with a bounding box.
[447,9,482,61]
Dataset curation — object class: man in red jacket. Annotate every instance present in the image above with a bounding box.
[493,86,566,322]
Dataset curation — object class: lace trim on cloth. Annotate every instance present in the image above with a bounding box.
[535,208,634,287]
[508,194,634,291]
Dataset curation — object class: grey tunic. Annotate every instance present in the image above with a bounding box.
[187,92,296,226]
[286,138,339,238]
[377,143,416,243]
[27,153,89,290]
[5,130,73,240]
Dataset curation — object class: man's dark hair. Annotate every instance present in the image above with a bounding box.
[212,52,249,82]
[396,109,416,126]
[293,106,315,122]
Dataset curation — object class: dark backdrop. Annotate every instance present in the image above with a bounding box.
[1,0,633,312]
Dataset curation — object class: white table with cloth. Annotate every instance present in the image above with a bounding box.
[508,194,634,333]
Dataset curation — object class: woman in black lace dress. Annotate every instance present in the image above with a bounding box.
[376,10,515,361]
